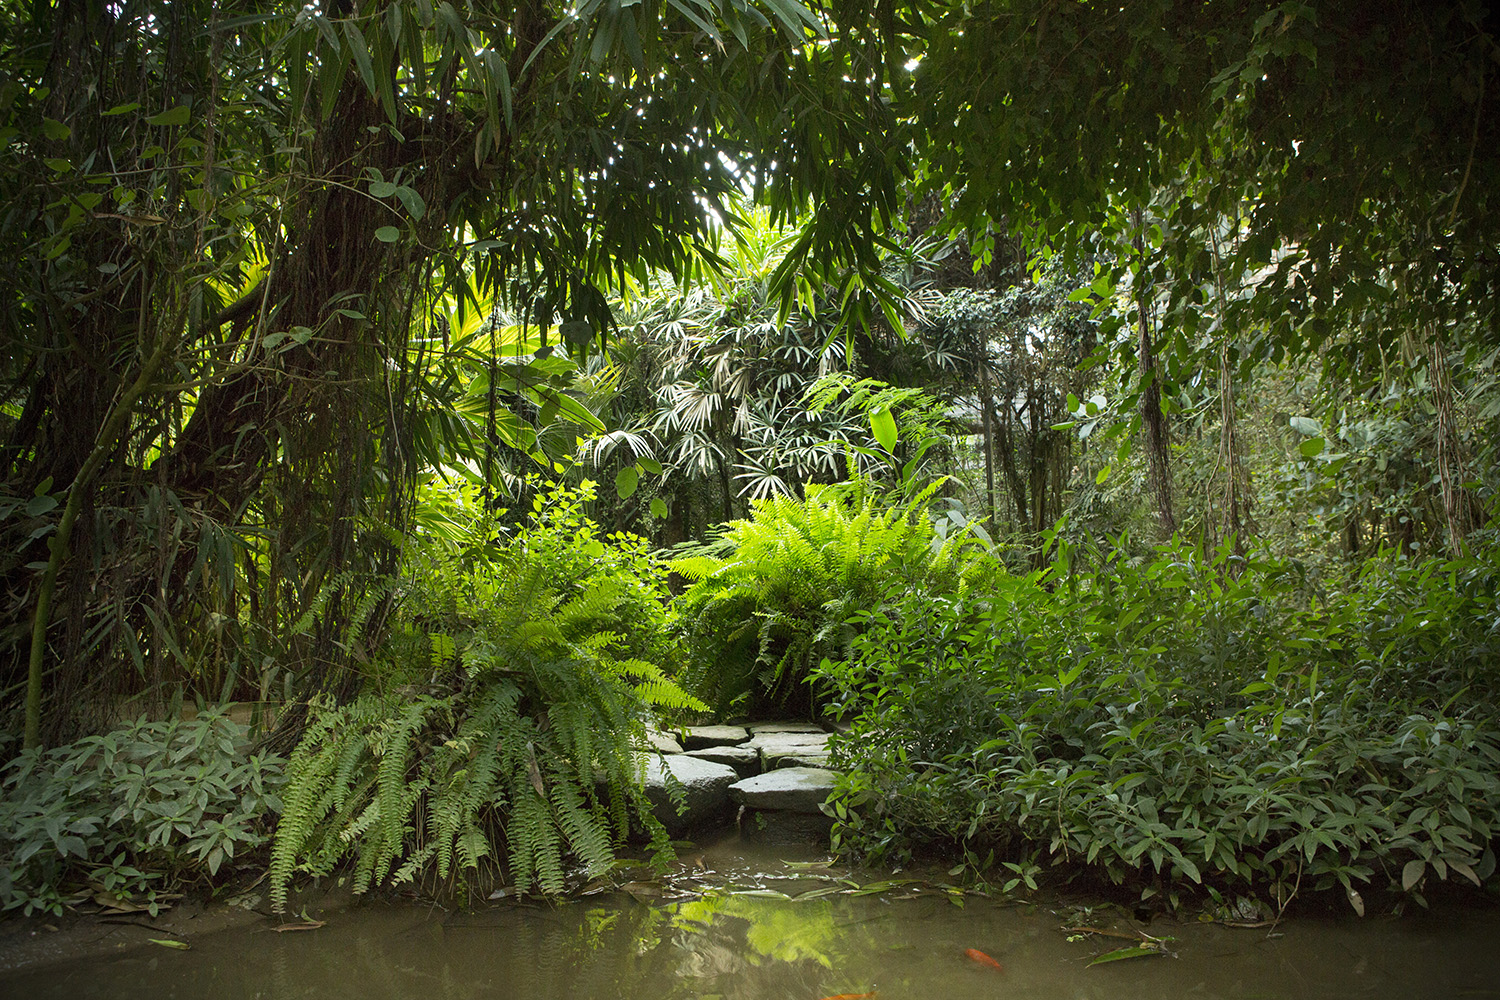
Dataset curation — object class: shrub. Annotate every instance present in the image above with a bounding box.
[671,478,955,717]
[0,710,285,916]
[817,537,1500,911]
[269,482,703,910]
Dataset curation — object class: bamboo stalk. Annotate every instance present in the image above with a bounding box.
[24,326,181,749]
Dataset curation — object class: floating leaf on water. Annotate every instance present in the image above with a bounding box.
[148,938,190,950]
[1087,945,1164,967]
[791,885,845,900]
[270,919,326,932]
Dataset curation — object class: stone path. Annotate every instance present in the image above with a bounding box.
[642,722,839,839]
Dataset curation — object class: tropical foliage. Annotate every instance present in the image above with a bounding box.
[671,477,966,717]
[268,483,702,908]
[817,538,1500,910]
[0,710,285,916]
[3,0,1499,921]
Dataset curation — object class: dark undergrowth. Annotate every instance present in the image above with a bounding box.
[817,533,1500,915]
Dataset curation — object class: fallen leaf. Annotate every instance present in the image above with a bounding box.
[148,938,190,950]
[1062,925,1154,942]
[1087,945,1164,967]
[270,920,326,933]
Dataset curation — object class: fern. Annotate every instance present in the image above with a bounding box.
[269,482,687,908]
[672,476,942,716]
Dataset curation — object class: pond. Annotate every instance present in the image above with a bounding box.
[4,835,1498,1000]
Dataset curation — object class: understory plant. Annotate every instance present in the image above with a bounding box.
[818,534,1500,912]
[0,710,285,916]
[269,482,703,911]
[671,477,958,718]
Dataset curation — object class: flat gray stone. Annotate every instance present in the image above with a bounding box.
[684,744,761,778]
[728,767,838,814]
[679,725,750,750]
[643,755,738,835]
[776,752,831,769]
[748,721,827,734]
[644,730,684,754]
[746,731,830,767]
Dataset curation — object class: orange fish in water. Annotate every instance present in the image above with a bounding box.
[965,947,1003,971]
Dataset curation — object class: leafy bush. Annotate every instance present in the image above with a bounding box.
[269,482,703,910]
[671,478,955,718]
[818,536,1500,912]
[0,710,285,916]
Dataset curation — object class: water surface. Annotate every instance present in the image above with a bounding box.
[5,838,1497,1000]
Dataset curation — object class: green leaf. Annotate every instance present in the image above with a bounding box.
[870,406,898,452]
[146,105,191,127]
[369,180,398,198]
[1402,859,1425,891]
[25,495,57,517]
[615,466,639,499]
[1087,946,1163,967]
[650,497,668,519]
[102,102,141,117]
[42,119,71,140]
[344,20,376,93]
[43,157,72,173]
[1299,437,1325,458]
[393,185,426,221]
[374,226,400,243]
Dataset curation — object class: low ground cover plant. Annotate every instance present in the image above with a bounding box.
[817,536,1500,913]
[0,710,285,916]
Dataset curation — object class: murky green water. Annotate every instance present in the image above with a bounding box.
[5,838,1498,999]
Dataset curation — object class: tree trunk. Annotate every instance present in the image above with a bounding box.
[978,355,997,525]
[1429,327,1482,557]
[1134,211,1176,536]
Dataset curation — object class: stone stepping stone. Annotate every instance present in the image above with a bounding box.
[728,767,838,815]
[776,752,831,768]
[683,744,760,778]
[748,721,827,734]
[644,729,684,754]
[745,731,830,768]
[643,755,738,835]
[741,809,834,844]
[679,725,750,750]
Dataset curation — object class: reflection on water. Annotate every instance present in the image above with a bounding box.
[5,839,1500,1000]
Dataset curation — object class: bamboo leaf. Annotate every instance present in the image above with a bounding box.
[145,105,190,127]
[345,20,376,93]
[1087,946,1162,967]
